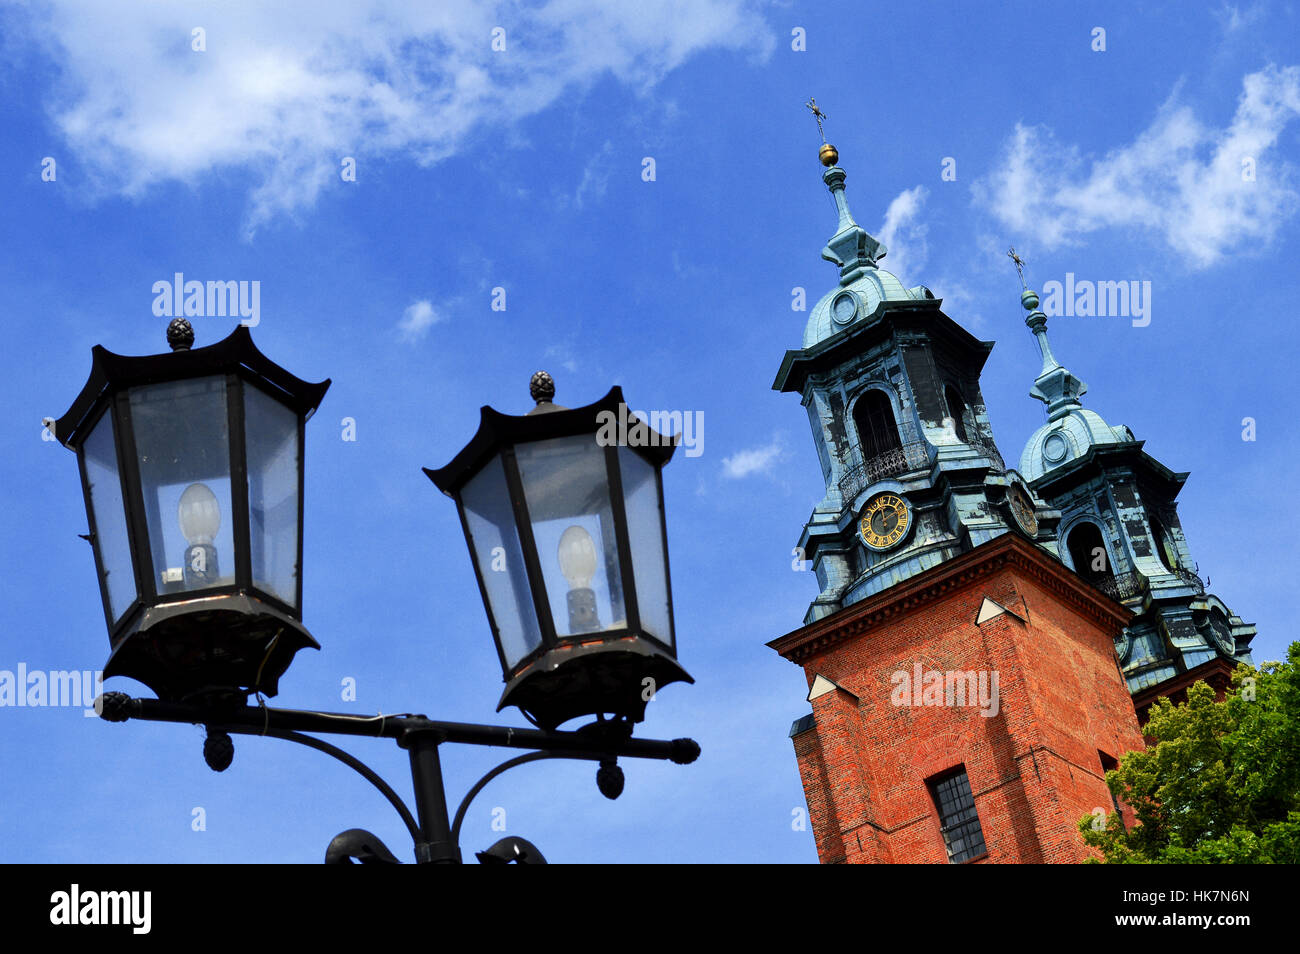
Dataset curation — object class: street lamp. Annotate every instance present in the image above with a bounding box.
[51,318,329,702]
[54,327,698,863]
[424,372,692,730]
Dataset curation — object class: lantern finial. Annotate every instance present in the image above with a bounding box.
[166,317,195,351]
[529,370,555,406]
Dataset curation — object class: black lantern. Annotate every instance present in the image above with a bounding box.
[425,373,692,730]
[52,319,329,702]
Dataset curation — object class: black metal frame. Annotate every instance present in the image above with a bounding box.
[96,691,699,864]
[425,387,691,728]
[54,328,330,700]
[427,387,676,659]
[75,400,126,631]
[499,442,560,670]
[57,334,326,624]
[114,388,152,617]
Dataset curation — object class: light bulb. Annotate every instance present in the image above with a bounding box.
[557,525,597,589]
[178,483,221,545]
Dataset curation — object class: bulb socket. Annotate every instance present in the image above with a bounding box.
[566,587,598,634]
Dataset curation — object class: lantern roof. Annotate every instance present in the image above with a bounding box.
[53,324,330,449]
[425,383,677,497]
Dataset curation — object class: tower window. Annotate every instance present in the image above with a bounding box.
[1067,522,1109,583]
[944,384,969,443]
[929,767,987,862]
[852,389,902,461]
[1147,512,1177,572]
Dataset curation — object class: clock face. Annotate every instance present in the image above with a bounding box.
[859,492,911,551]
[1008,483,1038,536]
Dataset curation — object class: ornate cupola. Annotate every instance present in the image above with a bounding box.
[1010,265,1256,715]
[774,136,1058,623]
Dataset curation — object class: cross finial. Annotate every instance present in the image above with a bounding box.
[805,97,828,142]
[1007,247,1028,290]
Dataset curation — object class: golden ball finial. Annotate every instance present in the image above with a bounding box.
[819,142,839,167]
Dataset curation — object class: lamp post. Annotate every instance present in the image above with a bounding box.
[55,322,698,863]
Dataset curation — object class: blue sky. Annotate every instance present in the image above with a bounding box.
[1,0,1296,864]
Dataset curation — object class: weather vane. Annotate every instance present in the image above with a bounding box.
[805,98,828,143]
[1007,247,1028,289]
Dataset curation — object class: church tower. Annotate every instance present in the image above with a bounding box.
[1010,278,1256,720]
[767,133,1146,864]
[773,139,1059,624]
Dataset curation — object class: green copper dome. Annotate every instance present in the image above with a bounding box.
[803,269,933,349]
[1019,409,1135,482]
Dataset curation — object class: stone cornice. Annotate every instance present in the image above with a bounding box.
[1030,441,1188,498]
[767,533,1130,665]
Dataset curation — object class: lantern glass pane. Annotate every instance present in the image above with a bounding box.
[618,448,672,646]
[82,410,137,623]
[515,435,625,638]
[461,456,543,669]
[129,377,236,596]
[244,383,300,608]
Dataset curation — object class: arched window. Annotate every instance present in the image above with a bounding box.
[1067,522,1109,583]
[853,389,902,461]
[944,385,969,443]
[1148,513,1177,572]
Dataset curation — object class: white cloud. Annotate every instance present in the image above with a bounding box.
[397,299,442,340]
[8,1,772,237]
[972,65,1300,269]
[1214,2,1265,33]
[572,140,614,210]
[876,185,929,284]
[721,439,783,479]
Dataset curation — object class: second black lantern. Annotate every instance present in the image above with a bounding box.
[425,373,692,730]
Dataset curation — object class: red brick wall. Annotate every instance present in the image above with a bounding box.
[785,546,1146,864]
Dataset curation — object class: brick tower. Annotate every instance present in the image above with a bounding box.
[769,533,1145,863]
[769,136,1146,863]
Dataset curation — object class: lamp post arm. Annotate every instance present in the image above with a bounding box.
[96,691,701,863]
[450,750,563,848]
[254,727,422,847]
[101,693,701,763]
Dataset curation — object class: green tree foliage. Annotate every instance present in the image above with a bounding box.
[1080,643,1300,863]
